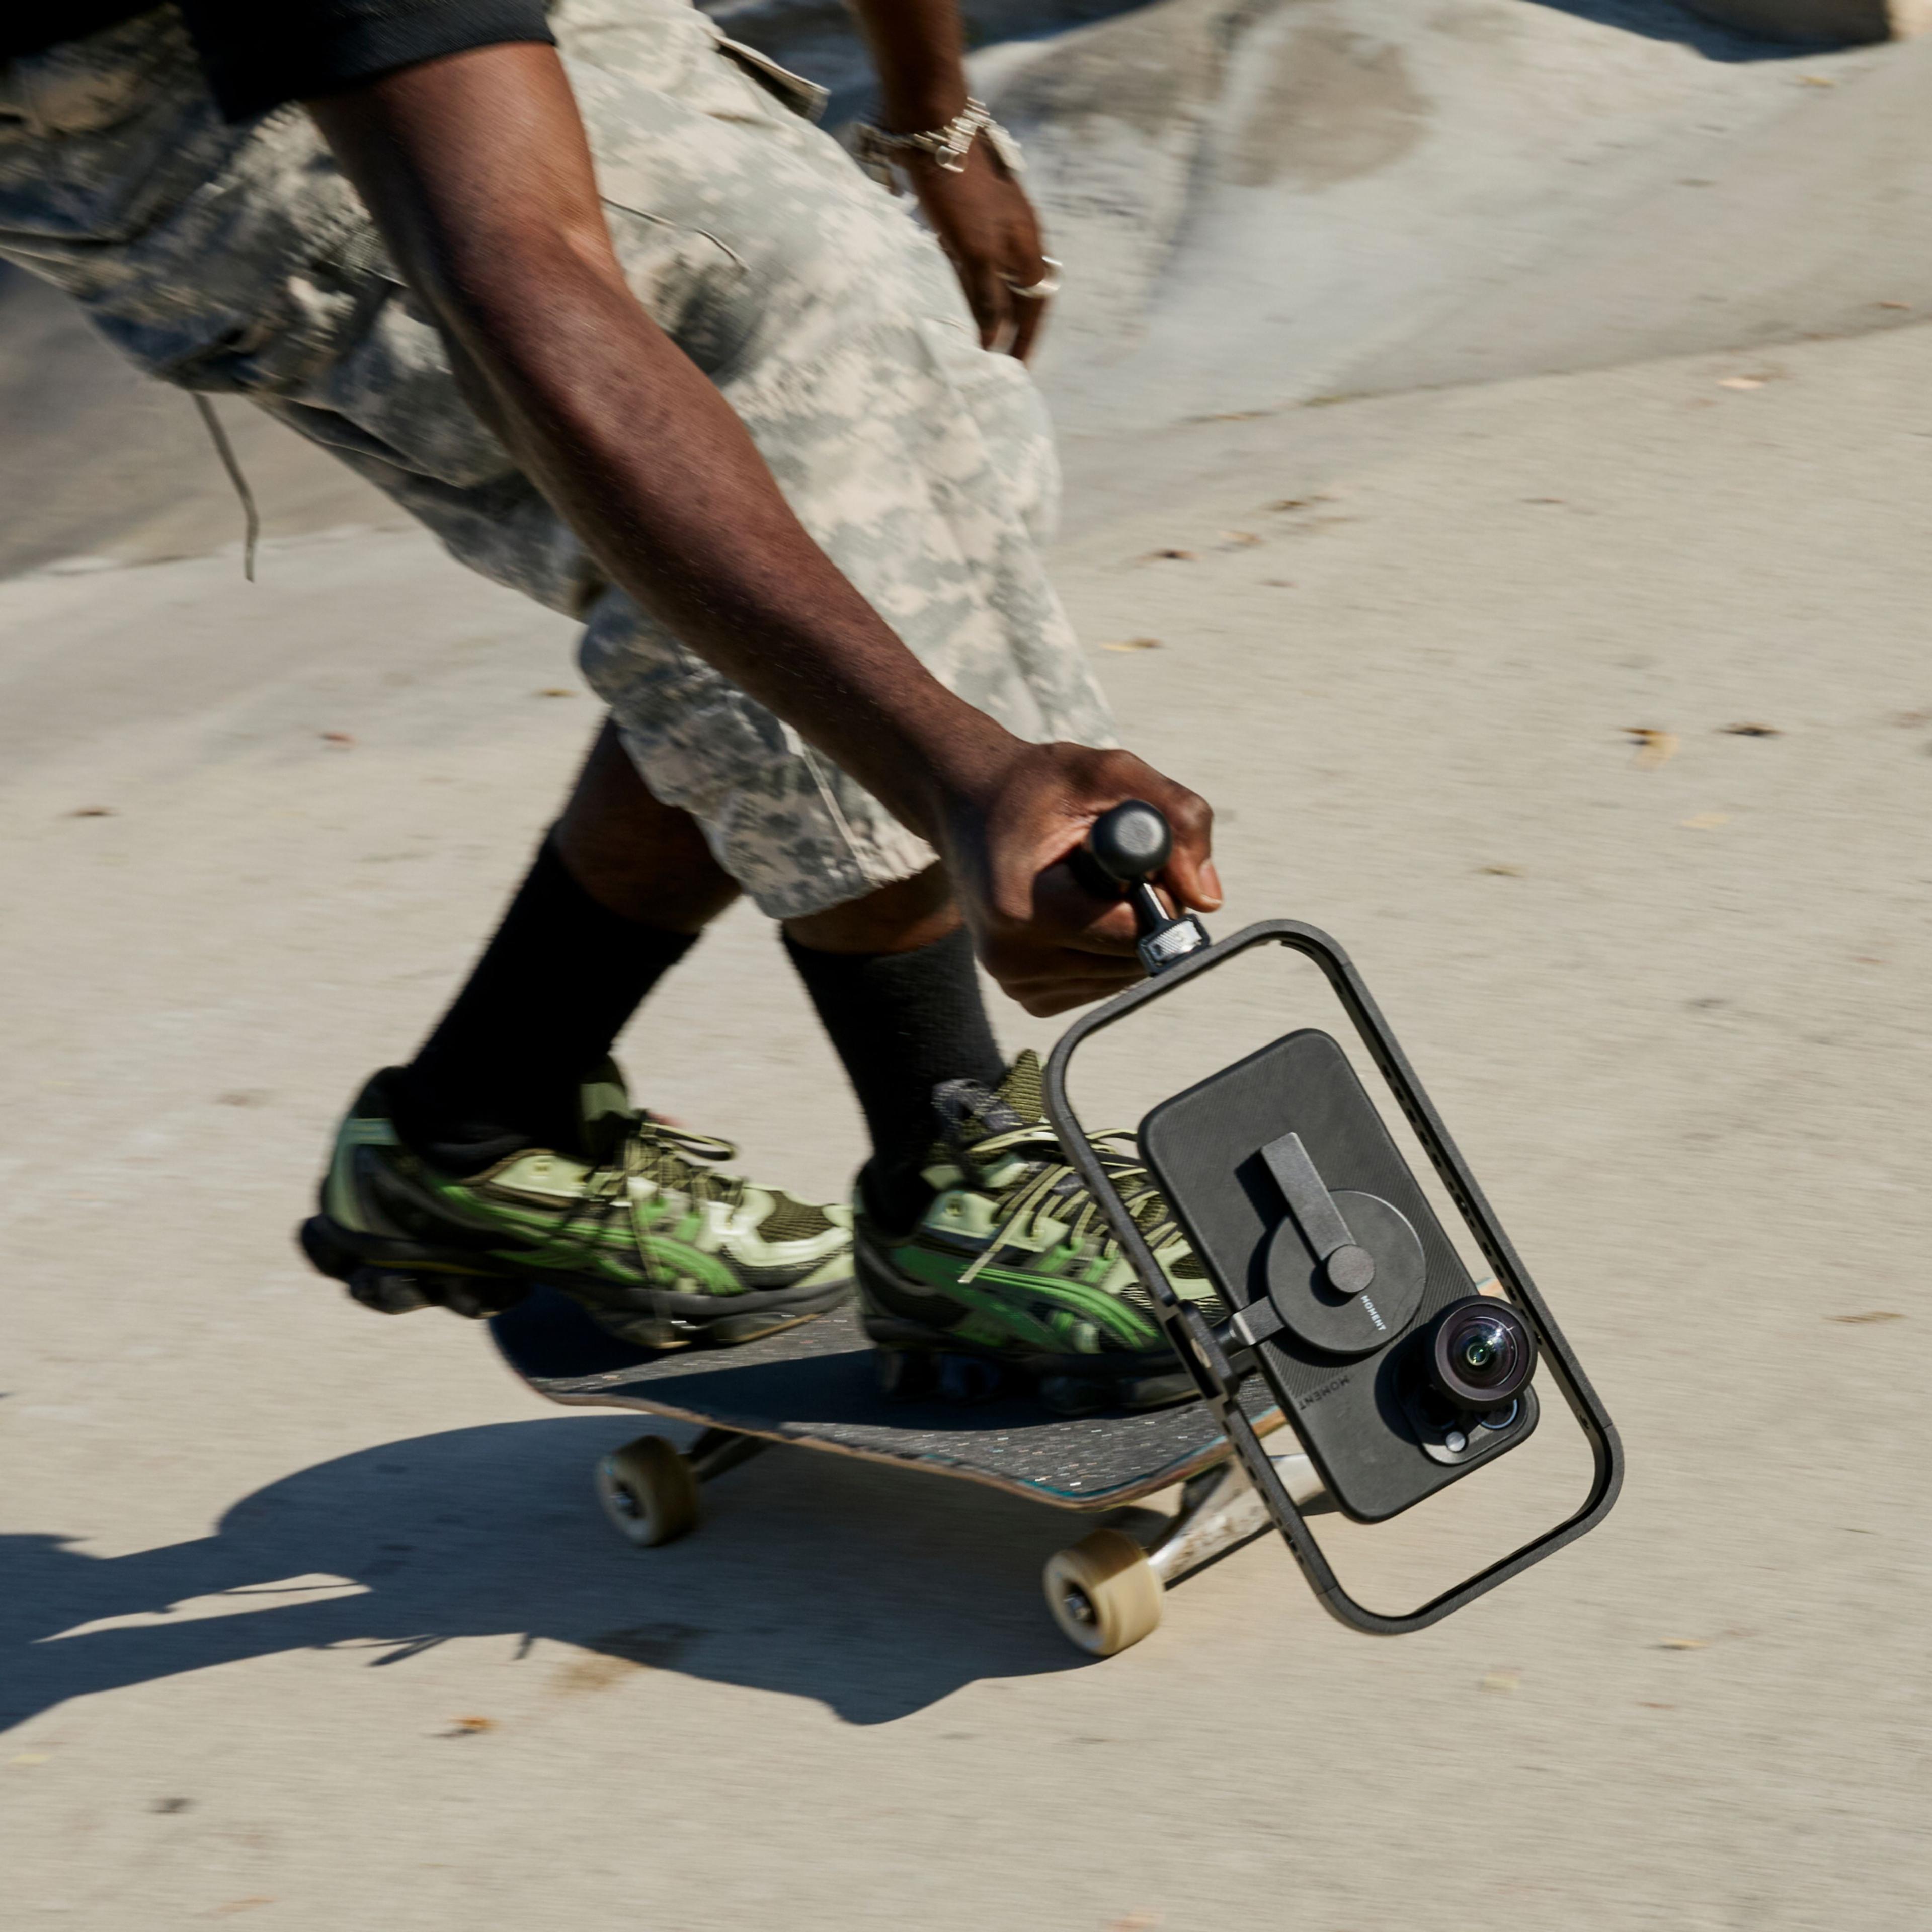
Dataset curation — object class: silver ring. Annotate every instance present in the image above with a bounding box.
[1005,256,1062,300]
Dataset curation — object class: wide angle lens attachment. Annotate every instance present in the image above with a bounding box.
[1426,1296,1537,1411]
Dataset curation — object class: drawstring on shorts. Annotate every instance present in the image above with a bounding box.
[191,393,260,581]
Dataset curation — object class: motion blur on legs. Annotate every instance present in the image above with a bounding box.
[396,716,1004,1211]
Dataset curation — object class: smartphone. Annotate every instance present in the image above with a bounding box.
[1139,1027,1539,1522]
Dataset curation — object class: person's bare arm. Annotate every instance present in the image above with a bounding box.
[307,44,1216,1014]
[848,0,1054,359]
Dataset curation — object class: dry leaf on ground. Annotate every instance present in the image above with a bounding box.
[1146,548,1196,561]
[320,731,354,747]
[1219,530,1261,546]
[536,687,574,698]
[1721,721,1781,737]
[1829,1311,1904,1324]
[1660,1639,1708,1651]
[1101,637,1162,653]
[1480,864,1524,877]
[1717,376,1765,391]
[443,1715,497,1736]
[1625,727,1679,769]
[67,806,114,817]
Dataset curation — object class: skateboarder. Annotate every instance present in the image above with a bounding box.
[2,1,1223,1406]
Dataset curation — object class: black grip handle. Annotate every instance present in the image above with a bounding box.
[1086,799,1172,886]
[1076,800,1212,974]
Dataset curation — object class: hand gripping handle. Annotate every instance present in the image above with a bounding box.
[1079,800,1211,975]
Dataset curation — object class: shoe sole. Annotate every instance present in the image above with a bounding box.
[298,1214,852,1346]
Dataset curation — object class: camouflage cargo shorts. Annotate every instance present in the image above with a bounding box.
[0,0,1115,916]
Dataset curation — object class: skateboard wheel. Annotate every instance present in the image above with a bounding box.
[595,1434,700,1548]
[874,1348,936,1400]
[1043,1529,1163,1658]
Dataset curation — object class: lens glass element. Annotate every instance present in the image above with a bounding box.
[1450,1315,1517,1392]
[1428,1300,1535,1409]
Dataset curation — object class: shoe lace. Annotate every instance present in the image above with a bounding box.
[582,1116,749,1216]
[956,1122,1183,1286]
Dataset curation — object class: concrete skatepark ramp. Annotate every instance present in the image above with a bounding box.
[5,0,1931,573]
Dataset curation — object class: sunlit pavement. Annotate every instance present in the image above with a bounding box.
[5,314,1928,1927]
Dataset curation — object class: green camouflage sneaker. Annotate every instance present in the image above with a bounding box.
[298,1061,853,1348]
[853,1051,1223,1412]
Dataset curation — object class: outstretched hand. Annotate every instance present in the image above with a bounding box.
[935,744,1220,1016]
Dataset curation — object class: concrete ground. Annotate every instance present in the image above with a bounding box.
[6,316,1928,1929]
[5,4,1931,1928]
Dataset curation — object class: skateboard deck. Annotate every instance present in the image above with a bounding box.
[491,1287,1283,1509]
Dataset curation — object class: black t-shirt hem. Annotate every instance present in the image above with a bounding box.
[198,1,556,122]
[8,3,558,124]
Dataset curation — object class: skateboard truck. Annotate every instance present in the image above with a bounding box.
[1046,802,1624,1635]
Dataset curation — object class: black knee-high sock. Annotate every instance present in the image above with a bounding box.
[390,834,695,1169]
[783,925,1005,1230]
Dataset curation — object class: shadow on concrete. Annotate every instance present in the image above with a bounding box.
[1522,0,1836,58]
[1,1416,1100,1731]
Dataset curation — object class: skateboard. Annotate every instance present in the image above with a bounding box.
[489,1284,1332,1657]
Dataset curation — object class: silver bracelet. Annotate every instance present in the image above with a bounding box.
[853,97,1025,194]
